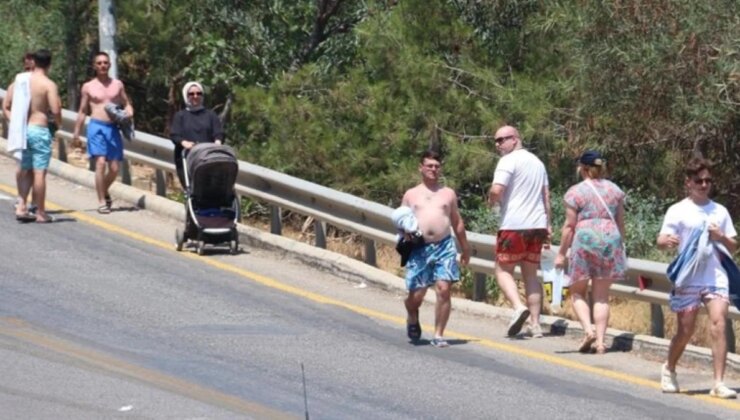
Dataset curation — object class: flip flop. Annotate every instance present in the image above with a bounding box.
[15,213,36,222]
[97,205,111,214]
[35,215,55,224]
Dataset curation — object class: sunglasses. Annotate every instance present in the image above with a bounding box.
[494,135,515,144]
[692,177,712,185]
[423,163,441,169]
[188,91,203,97]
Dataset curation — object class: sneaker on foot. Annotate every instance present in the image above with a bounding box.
[507,307,530,337]
[661,363,679,393]
[430,337,449,348]
[709,383,737,399]
[528,324,544,338]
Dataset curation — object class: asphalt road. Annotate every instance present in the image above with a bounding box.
[0,158,738,419]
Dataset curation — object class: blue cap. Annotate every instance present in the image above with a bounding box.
[579,150,605,166]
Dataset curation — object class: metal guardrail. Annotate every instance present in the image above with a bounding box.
[0,89,737,349]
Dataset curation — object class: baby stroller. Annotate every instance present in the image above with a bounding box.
[175,143,240,255]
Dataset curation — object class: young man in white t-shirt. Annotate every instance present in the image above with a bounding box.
[488,125,551,337]
[657,157,738,399]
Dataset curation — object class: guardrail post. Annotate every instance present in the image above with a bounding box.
[57,136,67,162]
[155,169,166,196]
[364,238,377,267]
[650,304,664,338]
[473,272,487,302]
[726,320,736,354]
[89,157,95,171]
[314,220,327,249]
[121,158,131,185]
[270,206,282,235]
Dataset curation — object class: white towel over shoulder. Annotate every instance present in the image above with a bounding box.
[7,72,32,154]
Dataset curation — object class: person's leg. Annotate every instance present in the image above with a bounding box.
[104,160,120,197]
[591,278,613,352]
[31,169,49,221]
[569,280,592,333]
[405,287,427,325]
[94,156,109,205]
[521,261,542,327]
[705,297,729,384]
[434,280,452,338]
[495,262,525,309]
[666,309,698,371]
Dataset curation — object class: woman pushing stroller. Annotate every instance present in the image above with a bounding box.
[170,81,225,190]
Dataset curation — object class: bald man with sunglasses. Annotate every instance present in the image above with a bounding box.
[488,125,552,338]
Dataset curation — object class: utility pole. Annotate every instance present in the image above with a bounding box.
[98,0,118,78]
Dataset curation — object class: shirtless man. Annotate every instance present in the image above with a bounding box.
[72,51,134,213]
[2,53,36,216]
[401,150,471,347]
[4,50,62,223]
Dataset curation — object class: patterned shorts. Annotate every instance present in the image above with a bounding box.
[670,286,729,313]
[496,229,548,264]
[405,235,460,291]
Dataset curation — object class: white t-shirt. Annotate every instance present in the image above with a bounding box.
[492,148,549,230]
[659,198,737,288]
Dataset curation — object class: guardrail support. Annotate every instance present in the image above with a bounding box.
[314,220,327,249]
[121,158,132,185]
[155,169,166,196]
[473,272,487,302]
[57,136,67,163]
[364,238,377,267]
[270,206,282,235]
[89,157,95,171]
[726,320,736,354]
[650,304,664,338]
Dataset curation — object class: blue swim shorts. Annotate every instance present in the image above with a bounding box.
[670,285,729,313]
[405,235,460,291]
[87,119,123,161]
[21,125,52,170]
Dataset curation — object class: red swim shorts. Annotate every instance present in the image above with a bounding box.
[496,229,548,264]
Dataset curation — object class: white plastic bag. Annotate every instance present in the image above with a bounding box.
[541,249,569,308]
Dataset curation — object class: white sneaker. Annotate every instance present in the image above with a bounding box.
[709,383,737,399]
[507,307,530,337]
[528,324,544,338]
[661,363,679,393]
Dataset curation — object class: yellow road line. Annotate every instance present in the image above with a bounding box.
[2,183,739,410]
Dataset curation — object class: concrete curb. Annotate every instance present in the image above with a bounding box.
[4,143,738,373]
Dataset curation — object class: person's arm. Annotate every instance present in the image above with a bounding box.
[48,83,62,127]
[212,111,224,145]
[2,82,14,121]
[542,184,552,239]
[120,83,134,118]
[488,183,505,207]
[73,85,89,141]
[554,205,577,269]
[450,192,471,266]
[656,207,680,250]
[709,224,738,254]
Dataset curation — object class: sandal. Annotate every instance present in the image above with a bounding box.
[105,194,113,209]
[407,321,422,341]
[35,215,55,224]
[578,333,596,353]
[15,212,36,222]
[97,204,111,214]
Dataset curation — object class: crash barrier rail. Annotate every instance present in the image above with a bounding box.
[0,89,736,351]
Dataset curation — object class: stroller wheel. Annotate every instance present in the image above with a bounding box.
[175,228,185,251]
[197,241,205,256]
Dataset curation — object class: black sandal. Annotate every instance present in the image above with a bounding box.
[407,321,422,341]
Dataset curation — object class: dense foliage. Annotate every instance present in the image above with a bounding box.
[1,0,738,256]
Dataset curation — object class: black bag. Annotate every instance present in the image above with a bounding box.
[396,233,424,267]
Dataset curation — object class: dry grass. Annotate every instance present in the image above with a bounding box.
[55,141,739,351]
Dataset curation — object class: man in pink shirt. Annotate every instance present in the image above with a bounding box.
[73,51,134,214]
[401,150,471,348]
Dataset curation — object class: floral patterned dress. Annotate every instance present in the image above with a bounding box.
[564,179,626,285]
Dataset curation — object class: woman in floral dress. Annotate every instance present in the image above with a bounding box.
[555,150,626,354]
